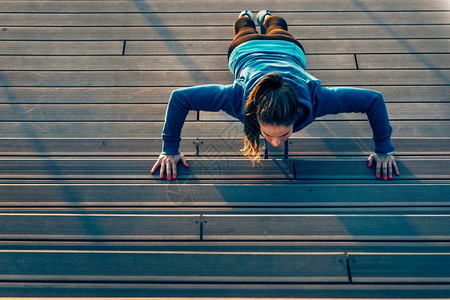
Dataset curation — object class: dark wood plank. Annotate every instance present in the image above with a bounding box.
[1,0,446,13]
[0,41,123,55]
[315,103,450,120]
[0,87,176,104]
[0,54,356,71]
[0,158,295,180]
[371,86,450,103]
[2,240,450,254]
[1,86,448,104]
[349,0,449,11]
[357,54,450,69]
[1,70,448,87]
[0,71,234,87]
[1,182,448,207]
[294,157,450,180]
[281,137,450,155]
[200,137,450,156]
[349,253,450,283]
[0,214,200,240]
[293,120,450,138]
[304,39,450,55]
[315,69,450,86]
[0,104,198,121]
[202,215,450,241]
[0,282,448,298]
[0,56,231,72]
[126,39,450,55]
[0,122,172,138]
[0,138,196,156]
[0,157,446,180]
[0,250,348,283]
[2,12,448,26]
[1,26,448,40]
[1,137,448,156]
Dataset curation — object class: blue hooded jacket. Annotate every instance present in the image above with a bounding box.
[162,40,394,155]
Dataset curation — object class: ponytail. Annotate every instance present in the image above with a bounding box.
[242,72,303,163]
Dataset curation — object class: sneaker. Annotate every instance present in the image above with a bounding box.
[256,9,272,34]
[238,10,254,21]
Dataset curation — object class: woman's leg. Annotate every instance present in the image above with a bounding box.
[263,16,305,53]
[228,14,305,57]
[264,16,295,39]
[228,16,261,57]
[233,16,258,38]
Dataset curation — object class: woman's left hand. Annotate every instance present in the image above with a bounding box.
[367,153,400,180]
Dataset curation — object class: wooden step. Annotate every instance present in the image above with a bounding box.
[0,137,448,156]
[2,12,448,26]
[1,0,447,13]
[0,157,448,180]
[1,182,449,207]
[0,249,349,282]
[2,25,448,41]
[349,253,450,283]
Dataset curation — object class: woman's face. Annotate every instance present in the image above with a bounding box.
[259,122,293,147]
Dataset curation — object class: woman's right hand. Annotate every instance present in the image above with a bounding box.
[150,153,189,180]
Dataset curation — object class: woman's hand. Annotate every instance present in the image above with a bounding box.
[151,153,189,181]
[367,153,399,180]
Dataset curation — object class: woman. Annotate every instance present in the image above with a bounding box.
[151,10,399,181]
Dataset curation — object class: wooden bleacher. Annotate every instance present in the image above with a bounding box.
[0,0,449,298]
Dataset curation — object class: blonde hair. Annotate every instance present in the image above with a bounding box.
[242,72,304,163]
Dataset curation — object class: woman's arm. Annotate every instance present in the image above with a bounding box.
[313,87,399,180]
[314,86,394,153]
[161,83,242,155]
[152,83,243,180]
